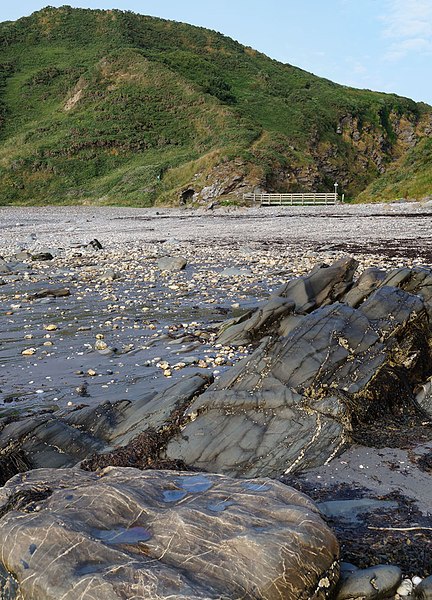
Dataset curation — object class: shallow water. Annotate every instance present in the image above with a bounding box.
[90,525,152,545]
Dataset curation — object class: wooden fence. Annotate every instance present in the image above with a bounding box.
[243,193,342,206]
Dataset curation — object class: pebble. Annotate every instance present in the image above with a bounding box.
[397,579,414,596]
[94,340,108,351]
[21,348,36,356]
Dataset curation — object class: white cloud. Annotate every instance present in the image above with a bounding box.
[381,0,432,60]
[380,0,432,61]
[382,0,432,38]
[385,36,432,59]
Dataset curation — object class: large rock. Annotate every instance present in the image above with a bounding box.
[1,260,432,482]
[0,467,339,600]
[219,257,358,345]
[164,264,432,477]
[0,375,211,483]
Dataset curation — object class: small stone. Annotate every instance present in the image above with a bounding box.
[157,361,170,370]
[101,269,118,281]
[44,324,58,331]
[30,288,70,300]
[88,239,103,250]
[95,340,108,351]
[397,579,414,597]
[87,369,97,377]
[221,267,252,278]
[413,577,423,587]
[31,252,54,261]
[336,565,402,600]
[22,348,36,356]
[75,384,89,397]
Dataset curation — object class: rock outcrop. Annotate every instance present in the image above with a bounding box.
[165,260,432,476]
[1,259,432,481]
[0,467,339,600]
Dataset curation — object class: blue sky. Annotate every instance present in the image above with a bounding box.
[2,0,432,104]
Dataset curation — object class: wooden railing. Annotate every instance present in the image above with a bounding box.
[243,193,342,205]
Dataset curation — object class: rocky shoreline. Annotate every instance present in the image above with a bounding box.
[1,204,432,599]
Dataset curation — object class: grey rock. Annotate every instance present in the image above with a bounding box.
[276,256,358,313]
[14,251,31,261]
[31,252,53,261]
[88,238,103,250]
[157,256,187,271]
[29,287,71,300]
[220,267,253,277]
[0,468,339,600]
[218,296,295,345]
[0,375,211,477]
[343,267,387,307]
[414,575,432,600]
[100,268,119,281]
[340,562,360,579]
[218,257,358,346]
[0,258,11,273]
[416,380,432,415]
[166,282,431,477]
[335,564,402,600]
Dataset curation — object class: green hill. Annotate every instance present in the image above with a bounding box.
[0,6,431,205]
[357,137,432,202]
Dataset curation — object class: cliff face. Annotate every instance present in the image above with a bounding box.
[0,6,430,205]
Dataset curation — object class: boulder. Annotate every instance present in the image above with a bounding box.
[0,468,339,600]
[219,257,358,346]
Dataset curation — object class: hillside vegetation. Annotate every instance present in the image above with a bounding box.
[0,6,431,205]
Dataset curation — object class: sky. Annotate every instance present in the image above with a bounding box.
[1,0,431,105]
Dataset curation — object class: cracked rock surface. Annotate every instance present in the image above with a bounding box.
[1,259,432,481]
[165,260,432,477]
[0,467,338,600]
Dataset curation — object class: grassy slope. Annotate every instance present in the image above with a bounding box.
[0,6,430,205]
[357,137,432,202]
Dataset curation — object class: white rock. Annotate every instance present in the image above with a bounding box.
[397,579,413,596]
